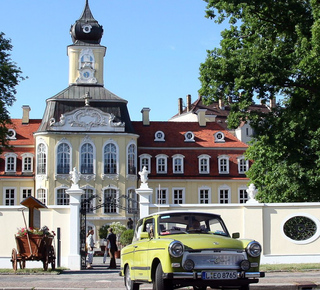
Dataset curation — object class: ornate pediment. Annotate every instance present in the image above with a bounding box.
[50,106,125,132]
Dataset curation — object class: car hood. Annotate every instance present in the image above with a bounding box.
[161,234,251,250]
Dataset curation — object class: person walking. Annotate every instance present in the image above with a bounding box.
[86,229,95,269]
[106,227,118,269]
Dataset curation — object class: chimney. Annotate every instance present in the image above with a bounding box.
[22,105,31,124]
[270,97,276,109]
[186,94,191,112]
[178,98,183,115]
[197,109,207,127]
[141,108,151,125]
[219,98,225,110]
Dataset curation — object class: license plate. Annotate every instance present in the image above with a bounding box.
[202,271,238,280]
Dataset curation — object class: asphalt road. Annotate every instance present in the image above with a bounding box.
[0,257,319,290]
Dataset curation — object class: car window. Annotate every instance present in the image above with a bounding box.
[144,218,155,239]
[133,219,144,242]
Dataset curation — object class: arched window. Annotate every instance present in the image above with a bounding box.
[127,143,136,175]
[56,187,70,205]
[127,188,138,214]
[104,143,117,174]
[237,156,249,174]
[5,153,17,173]
[81,143,94,174]
[37,143,47,175]
[198,154,211,174]
[37,188,47,205]
[22,153,33,173]
[57,143,71,174]
[156,154,168,174]
[103,187,118,214]
[218,155,229,174]
[172,154,184,174]
[81,186,95,214]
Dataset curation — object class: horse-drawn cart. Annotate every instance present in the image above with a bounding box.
[11,196,56,271]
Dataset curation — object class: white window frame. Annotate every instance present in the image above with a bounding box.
[21,187,33,201]
[154,131,165,142]
[214,131,225,143]
[3,187,16,206]
[37,188,47,205]
[156,154,168,174]
[238,186,248,203]
[102,140,119,176]
[102,185,119,214]
[172,154,184,174]
[55,186,70,205]
[21,153,34,173]
[36,140,48,176]
[237,156,249,174]
[184,131,195,142]
[198,186,211,204]
[139,154,152,173]
[56,139,72,175]
[218,185,231,204]
[127,141,137,176]
[218,155,229,174]
[155,187,168,204]
[5,153,17,173]
[198,154,211,174]
[172,188,185,204]
[79,137,96,176]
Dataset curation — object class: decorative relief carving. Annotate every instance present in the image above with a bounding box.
[50,107,125,132]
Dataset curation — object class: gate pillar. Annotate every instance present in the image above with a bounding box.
[66,186,84,270]
[136,185,153,219]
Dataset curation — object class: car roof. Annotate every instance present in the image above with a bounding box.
[142,210,221,220]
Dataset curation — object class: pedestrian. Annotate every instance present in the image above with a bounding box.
[106,227,118,269]
[102,237,109,264]
[86,229,94,269]
[127,217,133,229]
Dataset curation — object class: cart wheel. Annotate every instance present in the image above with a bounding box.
[11,248,17,271]
[49,246,56,270]
[42,246,49,271]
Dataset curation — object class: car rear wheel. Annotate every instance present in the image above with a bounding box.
[153,263,173,290]
[124,266,139,290]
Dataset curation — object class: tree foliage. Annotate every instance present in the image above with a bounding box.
[199,0,320,202]
[0,32,24,150]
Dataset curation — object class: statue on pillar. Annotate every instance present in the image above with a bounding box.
[246,183,259,203]
[138,166,149,188]
[70,167,81,187]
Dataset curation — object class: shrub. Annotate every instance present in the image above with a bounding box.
[120,229,134,246]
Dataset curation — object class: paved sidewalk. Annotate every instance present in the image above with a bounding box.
[0,257,319,289]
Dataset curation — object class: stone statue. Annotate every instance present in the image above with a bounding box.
[70,167,81,186]
[138,166,149,184]
[246,183,259,203]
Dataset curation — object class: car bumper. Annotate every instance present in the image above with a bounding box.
[164,271,265,279]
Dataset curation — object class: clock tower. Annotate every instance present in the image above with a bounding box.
[68,0,106,86]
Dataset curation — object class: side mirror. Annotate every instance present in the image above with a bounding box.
[140,232,149,240]
[232,232,240,239]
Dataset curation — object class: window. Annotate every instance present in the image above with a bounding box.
[7,129,16,139]
[127,143,136,175]
[184,131,195,142]
[219,185,230,203]
[199,187,211,204]
[56,188,70,205]
[156,188,168,204]
[103,142,117,174]
[156,154,168,174]
[218,155,229,174]
[37,143,47,175]
[103,187,118,213]
[21,188,32,200]
[238,156,249,174]
[198,154,210,174]
[214,131,225,143]
[80,142,94,174]
[154,131,165,142]
[5,153,17,173]
[127,188,138,214]
[173,188,184,204]
[238,187,248,203]
[172,154,184,174]
[81,186,95,214]
[22,153,33,173]
[139,154,151,172]
[4,188,16,206]
[57,142,71,174]
[37,188,47,205]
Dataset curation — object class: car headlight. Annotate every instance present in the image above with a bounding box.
[246,241,262,258]
[168,241,184,258]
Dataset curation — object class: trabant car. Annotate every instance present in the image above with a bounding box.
[120,211,264,290]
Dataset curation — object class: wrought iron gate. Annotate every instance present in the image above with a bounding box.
[80,194,139,269]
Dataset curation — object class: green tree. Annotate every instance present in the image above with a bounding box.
[199,1,320,202]
[0,32,24,151]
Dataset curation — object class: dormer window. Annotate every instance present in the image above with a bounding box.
[5,153,17,173]
[214,131,225,143]
[172,154,184,174]
[184,131,195,142]
[7,129,16,140]
[154,131,165,142]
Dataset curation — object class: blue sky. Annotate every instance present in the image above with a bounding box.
[0,0,226,121]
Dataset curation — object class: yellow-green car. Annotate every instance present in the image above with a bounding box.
[120,211,264,290]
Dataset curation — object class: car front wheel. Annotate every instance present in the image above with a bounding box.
[124,266,139,290]
[153,263,173,290]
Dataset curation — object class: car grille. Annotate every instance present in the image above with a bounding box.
[182,249,247,270]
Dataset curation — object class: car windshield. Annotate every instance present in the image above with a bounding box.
[158,212,229,237]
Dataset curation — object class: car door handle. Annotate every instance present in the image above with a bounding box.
[133,246,138,248]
